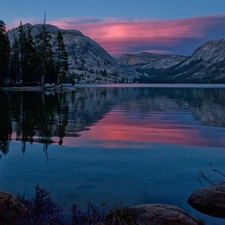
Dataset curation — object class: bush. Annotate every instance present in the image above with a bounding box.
[18,185,64,225]
[0,185,137,225]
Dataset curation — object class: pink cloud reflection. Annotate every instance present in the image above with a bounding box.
[62,111,213,149]
[50,15,225,56]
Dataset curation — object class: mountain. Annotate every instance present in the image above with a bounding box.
[118,52,187,69]
[181,39,225,66]
[7,23,137,83]
[118,39,225,83]
[7,23,225,84]
[175,39,225,80]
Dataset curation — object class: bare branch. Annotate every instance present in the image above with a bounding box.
[198,171,214,185]
[197,177,205,188]
[209,163,225,178]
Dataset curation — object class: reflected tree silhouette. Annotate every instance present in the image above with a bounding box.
[0,93,12,154]
[1,87,225,155]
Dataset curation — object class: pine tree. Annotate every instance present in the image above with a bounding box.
[0,20,6,33]
[35,17,54,85]
[25,27,39,85]
[55,30,68,84]
[18,23,42,85]
[9,36,20,84]
[18,21,29,84]
[0,20,10,85]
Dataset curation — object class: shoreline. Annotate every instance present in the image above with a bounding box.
[0,85,77,92]
[1,83,225,91]
[1,86,44,91]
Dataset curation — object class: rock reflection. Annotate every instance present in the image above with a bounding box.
[0,87,225,154]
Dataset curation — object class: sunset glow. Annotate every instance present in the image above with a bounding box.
[50,15,225,56]
[7,14,225,57]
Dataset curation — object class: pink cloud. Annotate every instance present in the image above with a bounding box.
[8,15,225,57]
[49,15,225,56]
[52,18,201,44]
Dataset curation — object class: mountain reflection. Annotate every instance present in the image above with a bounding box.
[1,87,225,154]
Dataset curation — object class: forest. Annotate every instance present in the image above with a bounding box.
[0,20,69,86]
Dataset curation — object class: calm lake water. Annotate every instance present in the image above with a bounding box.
[1,84,225,223]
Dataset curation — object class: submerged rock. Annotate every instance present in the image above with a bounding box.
[188,182,225,218]
[130,204,198,225]
[0,191,27,224]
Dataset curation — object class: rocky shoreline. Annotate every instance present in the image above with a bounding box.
[188,182,225,219]
[2,183,225,225]
[0,189,198,225]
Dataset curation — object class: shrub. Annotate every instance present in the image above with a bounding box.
[0,185,137,225]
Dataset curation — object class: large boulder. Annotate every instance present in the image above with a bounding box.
[129,204,198,225]
[188,182,225,218]
[0,191,27,224]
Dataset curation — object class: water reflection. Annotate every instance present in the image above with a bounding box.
[1,87,225,154]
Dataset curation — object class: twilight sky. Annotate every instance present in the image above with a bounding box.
[2,0,225,57]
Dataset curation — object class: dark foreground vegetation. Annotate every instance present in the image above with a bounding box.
[0,185,137,225]
[1,164,224,225]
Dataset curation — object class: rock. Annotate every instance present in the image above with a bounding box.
[0,191,27,224]
[129,204,198,225]
[44,83,51,88]
[62,83,72,87]
[187,182,225,218]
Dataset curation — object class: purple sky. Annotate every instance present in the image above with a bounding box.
[2,0,225,57]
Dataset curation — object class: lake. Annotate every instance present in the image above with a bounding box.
[0,84,225,223]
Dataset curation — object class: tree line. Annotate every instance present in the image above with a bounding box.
[0,20,68,86]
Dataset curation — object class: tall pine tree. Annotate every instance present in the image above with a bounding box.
[25,27,39,85]
[18,21,28,83]
[0,20,10,85]
[55,30,68,84]
[9,36,20,84]
[35,15,54,85]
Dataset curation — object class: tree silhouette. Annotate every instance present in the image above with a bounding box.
[55,30,68,84]
[0,20,10,85]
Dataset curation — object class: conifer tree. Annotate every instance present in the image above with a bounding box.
[55,30,68,84]
[0,20,6,33]
[18,21,28,83]
[18,23,44,85]
[0,20,10,85]
[35,15,54,85]
[25,27,39,84]
[9,36,20,84]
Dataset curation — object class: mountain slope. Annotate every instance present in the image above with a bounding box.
[182,39,225,66]
[175,39,225,80]
[118,39,225,83]
[118,52,187,69]
[8,23,137,83]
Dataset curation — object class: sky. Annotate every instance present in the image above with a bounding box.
[1,0,225,57]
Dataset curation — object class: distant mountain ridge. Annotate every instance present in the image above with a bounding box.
[118,39,225,83]
[118,52,187,69]
[175,39,225,80]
